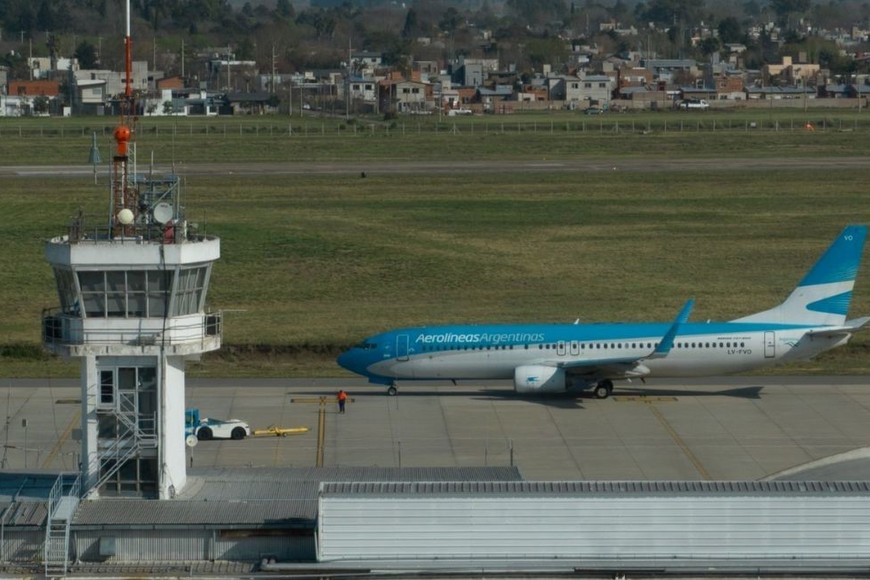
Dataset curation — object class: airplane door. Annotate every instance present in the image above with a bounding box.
[557,341,566,356]
[570,341,580,356]
[397,335,410,361]
[764,331,775,358]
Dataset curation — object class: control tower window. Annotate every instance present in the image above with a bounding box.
[147,271,172,317]
[79,271,106,317]
[171,266,208,316]
[77,270,174,318]
[106,271,126,317]
[53,267,79,316]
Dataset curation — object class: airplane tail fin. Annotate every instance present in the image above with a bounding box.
[733,225,867,327]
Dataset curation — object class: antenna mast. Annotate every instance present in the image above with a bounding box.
[111,0,136,236]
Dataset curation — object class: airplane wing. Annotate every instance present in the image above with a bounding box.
[647,299,694,359]
[549,300,694,377]
[805,316,870,338]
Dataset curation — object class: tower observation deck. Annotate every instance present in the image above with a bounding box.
[43,164,221,500]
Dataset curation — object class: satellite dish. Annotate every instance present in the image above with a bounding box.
[117,208,134,225]
[185,434,198,448]
[153,202,174,225]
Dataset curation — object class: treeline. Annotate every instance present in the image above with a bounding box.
[0,0,869,81]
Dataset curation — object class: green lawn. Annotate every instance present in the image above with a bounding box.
[3,110,870,164]
[1,112,869,377]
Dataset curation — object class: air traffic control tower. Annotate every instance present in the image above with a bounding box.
[42,68,220,499]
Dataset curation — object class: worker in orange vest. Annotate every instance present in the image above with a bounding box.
[337,389,348,414]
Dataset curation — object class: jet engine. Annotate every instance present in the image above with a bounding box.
[514,365,567,394]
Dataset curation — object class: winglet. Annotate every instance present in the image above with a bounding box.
[648,299,694,359]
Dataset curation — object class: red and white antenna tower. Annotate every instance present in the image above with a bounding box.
[111,0,136,236]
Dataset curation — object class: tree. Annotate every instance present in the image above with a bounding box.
[525,36,570,70]
[770,0,810,27]
[439,7,462,35]
[74,41,99,69]
[275,0,294,19]
[698,36,720,57]
[36,0,55,31]
[32,94,50,115]
[506,0,568,27]
[401,8,419,39]
[717,16,742,44]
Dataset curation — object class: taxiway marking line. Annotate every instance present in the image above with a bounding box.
[42,410,80,469]
[646,403,711,480]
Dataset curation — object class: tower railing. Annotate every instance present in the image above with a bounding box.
[42,309,222,348]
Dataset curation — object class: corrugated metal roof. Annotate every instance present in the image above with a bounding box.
[0,472,76,528]
[320,480,870,497]
[0,500,48,526]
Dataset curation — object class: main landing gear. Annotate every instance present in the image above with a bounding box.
[386,384,398,396]
[593,379,614,399]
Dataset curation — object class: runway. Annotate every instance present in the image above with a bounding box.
[4,156,870,178]
[3,375,870,481]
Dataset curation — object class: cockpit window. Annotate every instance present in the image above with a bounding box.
[354,341,378,350]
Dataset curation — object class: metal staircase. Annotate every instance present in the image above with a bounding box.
[89,392,157,496]
[44,473,80,577]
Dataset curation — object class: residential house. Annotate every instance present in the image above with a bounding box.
[579,74,614,105]
[347,76,379,113]
[763,55,820,86]
[157,76,185,91]
[477,85,513,113]
[8,79,60,98]
[714,73,746,100]
[74,61,148,98]
[746,86,814,99]
[379,71,431,114]
[226,91,275,115]
[8,79,60,114]
[350,51,383,75]
[74,78,108,115]
[641,59,700,83]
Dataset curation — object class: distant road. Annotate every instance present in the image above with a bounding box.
[4,157,870,178]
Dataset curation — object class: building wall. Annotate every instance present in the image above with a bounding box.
[72,529,314,562]
[318,495,870,561]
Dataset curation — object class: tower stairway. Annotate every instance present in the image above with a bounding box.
[44,474,80,577]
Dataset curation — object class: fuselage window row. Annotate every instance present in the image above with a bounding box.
[418,340,747,354]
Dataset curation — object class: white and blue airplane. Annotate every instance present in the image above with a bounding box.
[337,226,868,398]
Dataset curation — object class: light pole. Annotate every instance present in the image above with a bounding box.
[22,419,27,469]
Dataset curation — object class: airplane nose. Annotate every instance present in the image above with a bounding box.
[336,350,357,373]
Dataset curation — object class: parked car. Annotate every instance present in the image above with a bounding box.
[679,99,710,110]
[584,107,605,115]
[185,408,251,441]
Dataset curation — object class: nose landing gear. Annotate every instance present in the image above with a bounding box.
[594,379,614,399]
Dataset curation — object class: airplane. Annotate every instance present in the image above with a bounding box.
[337,225,868,399]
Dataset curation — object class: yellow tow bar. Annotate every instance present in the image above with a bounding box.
[253,425,310,437]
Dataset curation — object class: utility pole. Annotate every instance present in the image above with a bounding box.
[346,38,351,120]
[226,45,231,92]
[271,44,277,95]
[181,39,185,78]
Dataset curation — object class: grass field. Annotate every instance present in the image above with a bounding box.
[1,111,869,377]
[3,109,870,163]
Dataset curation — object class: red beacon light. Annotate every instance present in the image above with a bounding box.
[114,125,131,156]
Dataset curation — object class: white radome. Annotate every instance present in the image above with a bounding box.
[118,208,134,225]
